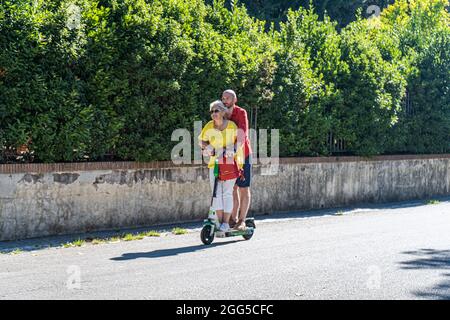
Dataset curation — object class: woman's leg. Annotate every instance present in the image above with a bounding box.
[210,168,224,223]
[215,181,225,223]
[230,185,240,226]
[216,210,224,223]
[222,179,237,225]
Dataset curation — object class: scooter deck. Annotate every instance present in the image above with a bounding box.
[215,228,254,238]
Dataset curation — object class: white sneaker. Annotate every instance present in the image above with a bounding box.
[219,223,229,232]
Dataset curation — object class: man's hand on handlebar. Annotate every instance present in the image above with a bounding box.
[225,149,235,158]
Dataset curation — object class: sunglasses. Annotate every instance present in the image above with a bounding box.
[210,109,221,114]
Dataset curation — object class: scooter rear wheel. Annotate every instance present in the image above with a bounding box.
[242,220,255,240]
[201,225,215,245]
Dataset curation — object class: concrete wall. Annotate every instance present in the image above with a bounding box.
[1,155,449,241]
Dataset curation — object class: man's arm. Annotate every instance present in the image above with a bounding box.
[236,109,249,152]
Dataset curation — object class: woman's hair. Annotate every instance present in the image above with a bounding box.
[209,100,227,112]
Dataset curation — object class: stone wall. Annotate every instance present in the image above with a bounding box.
[0,155,449,241]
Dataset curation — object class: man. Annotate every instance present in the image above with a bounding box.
[221,89,252,231]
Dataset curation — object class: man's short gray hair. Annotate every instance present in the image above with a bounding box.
[223,89,237,100]
[210,100,227,112]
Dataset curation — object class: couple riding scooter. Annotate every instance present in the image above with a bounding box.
[198,96,255,245]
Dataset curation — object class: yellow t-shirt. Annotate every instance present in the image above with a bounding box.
[198,120,244,169]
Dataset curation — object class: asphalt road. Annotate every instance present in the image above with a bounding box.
[1,198,450,300]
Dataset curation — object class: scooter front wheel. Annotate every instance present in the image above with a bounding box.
[201,225,215,245]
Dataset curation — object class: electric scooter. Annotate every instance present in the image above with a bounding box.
[200,159,255,245]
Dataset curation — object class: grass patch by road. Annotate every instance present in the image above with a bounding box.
[64,238,86,248]
[171,227,188,235]
[91,239,107,245]
[123,233,144,241]
[0,248,24,255]
[426,199,441,205]
[143,231,161,237]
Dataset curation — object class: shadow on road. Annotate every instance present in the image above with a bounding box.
[400,249,450,300]
[110,240,240,261]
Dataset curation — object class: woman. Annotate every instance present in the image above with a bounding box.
[198,100,243,232]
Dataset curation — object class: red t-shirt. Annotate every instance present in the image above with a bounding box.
[229,105,252,158]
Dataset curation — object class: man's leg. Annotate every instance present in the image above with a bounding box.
[235,155,252,230]
[238,187,251,222]
[230,185,240,227]
[235,187,250,230]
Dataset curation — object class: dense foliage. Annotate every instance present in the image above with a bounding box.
[0,0,448,163]
[237,0,396,28]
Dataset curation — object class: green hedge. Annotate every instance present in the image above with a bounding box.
[237,0,396,28]
[0,0,448,163]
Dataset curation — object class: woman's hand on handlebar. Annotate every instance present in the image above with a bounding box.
[203,144,215,157]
